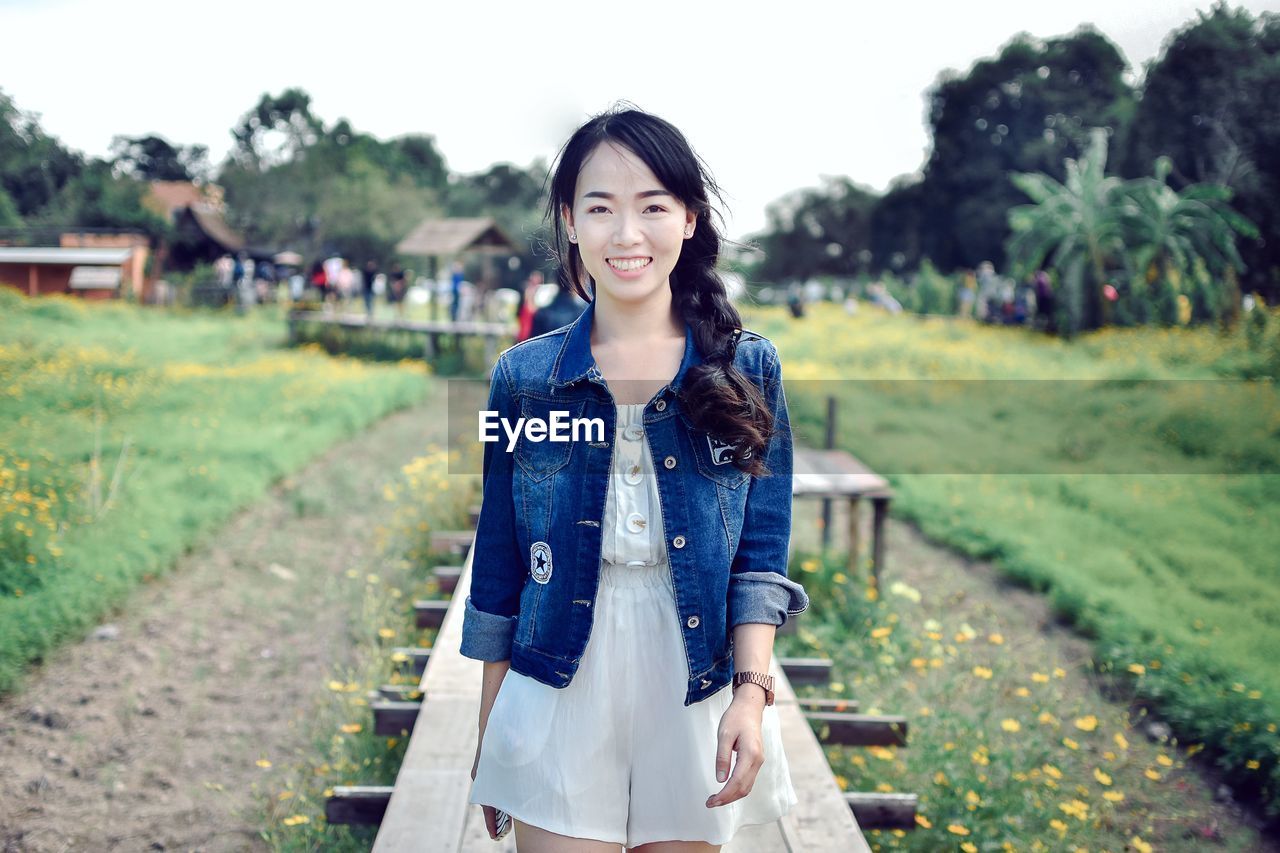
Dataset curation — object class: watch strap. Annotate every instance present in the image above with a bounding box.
[733,670,775,705]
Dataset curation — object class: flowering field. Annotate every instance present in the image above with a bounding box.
[743,300,1280,827]
[0,289,431,695]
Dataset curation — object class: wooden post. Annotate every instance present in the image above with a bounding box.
[871,496,890,587]
[847,495,861,576]
[821,396,836,550]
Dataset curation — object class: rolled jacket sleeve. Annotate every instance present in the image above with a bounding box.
[459,354,524,662]
[727,344,811,629]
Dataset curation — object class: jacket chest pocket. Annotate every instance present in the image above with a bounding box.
[514,397,588,483]
[691,430,751,489]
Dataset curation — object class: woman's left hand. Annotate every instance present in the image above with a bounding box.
[706,688,768,808]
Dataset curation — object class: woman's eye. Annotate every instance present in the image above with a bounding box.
[644,205,667,214]
[587,205,609,214]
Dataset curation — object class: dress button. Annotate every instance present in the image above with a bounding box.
[672,535,686,549]
[663,455,677,469]
[687,615,700,628]
[655,399,667,411]
[624,463,643,485]
[626,512,647,533]
[623,423,644,442]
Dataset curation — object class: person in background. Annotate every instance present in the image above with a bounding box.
[389,263,408,319]
[450,260,465,323]
[516,270,544,342]
[363,258,379,318]
[528,281,587,338]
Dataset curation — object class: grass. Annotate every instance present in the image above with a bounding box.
[742,300,1280,820]
[0,288,433,696]
[252,445,477,850]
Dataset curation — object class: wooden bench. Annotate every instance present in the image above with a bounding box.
[792,447,893,586]
[286,308,513,366]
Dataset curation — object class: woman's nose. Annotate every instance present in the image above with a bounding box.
[611,212,642,246]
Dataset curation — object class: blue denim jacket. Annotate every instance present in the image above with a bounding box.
[459,298,810,706]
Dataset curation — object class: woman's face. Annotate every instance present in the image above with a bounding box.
[563,142,696,306]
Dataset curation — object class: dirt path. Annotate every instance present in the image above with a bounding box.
[0,395,444,852]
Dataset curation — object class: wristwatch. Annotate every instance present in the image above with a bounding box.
[732,670,775,706]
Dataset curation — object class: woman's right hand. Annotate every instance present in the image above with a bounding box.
[472,740,501,840]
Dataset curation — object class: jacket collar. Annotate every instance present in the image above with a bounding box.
[549,297,704,394]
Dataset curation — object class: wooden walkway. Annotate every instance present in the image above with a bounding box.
[286,309,513,364]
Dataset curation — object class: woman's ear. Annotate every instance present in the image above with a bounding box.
[561,203,575,237]
[684,211,697,239]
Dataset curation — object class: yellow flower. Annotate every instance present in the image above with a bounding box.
[1038,711,1058,725]
[1063,737,1080,750]
[947,824,971,836]
[934,771,949,786]
[1043,764,1063,779]
[1002,718,1022,732]
[1015,687,1031,697]
[1053,667,1066,678]
[1156,754,1173,767]
[973,665,994,680]
[1074,715,1099,732]
[1103,790,1125,802]
[871,626,893,639]
[1058,799,1089,820]
[1144,768,1162,781]
[965,790,982,806]
[340,723,363,734]
[1131,837,1153,853]
[1050,818,1068,832]
[1128,663,1146,675]
[378,627,396,639]
[1247,760,1261,770]
[988,633,1005,644]
[1114,732,1129,750]
[1032,672,1049,683]
[1094,768,1112,786]
[962,844,978,853]
[914,814,932,829]
[256,758,272,768]
[282,815,310,826]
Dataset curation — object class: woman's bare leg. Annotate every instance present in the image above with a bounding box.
[514,818,623,853]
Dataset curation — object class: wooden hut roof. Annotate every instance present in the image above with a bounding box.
[395,217,517,256]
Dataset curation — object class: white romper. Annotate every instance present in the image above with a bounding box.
[468,403,799,846]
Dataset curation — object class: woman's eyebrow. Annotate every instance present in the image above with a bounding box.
[583,190,673,200]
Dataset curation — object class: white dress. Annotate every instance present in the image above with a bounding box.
[468,403,798,846]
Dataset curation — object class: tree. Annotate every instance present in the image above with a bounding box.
[919,27,1135,270]
[109,134,210,183]
[0,88,83,219]
[1005,128,1128,333]
[1122,3,1280,300]
[744,176,878,284]
[228,88,325,171]
[1120,155,1258,321]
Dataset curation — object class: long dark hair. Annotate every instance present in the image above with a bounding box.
[544,104,775,477]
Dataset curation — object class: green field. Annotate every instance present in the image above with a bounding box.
[742,301,1280,816]
[0,289,431,695]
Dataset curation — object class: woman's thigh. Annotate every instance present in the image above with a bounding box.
[514,818,623,853]
[629,842,721,853]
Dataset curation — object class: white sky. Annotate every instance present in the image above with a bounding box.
[2,0,1277,239]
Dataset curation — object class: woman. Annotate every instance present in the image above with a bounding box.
[462,105,809,851]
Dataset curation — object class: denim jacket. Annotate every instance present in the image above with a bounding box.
[459,298,810,706]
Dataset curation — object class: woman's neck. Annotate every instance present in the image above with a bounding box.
[590,287,684,346]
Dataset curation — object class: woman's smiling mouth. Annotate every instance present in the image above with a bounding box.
[607,257,653,272]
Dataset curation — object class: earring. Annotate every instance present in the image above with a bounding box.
[684,226,693,237]
[568,230,576,242]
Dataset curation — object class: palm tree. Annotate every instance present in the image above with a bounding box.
[1120,156,1258,314]
[1005,128,1126,333]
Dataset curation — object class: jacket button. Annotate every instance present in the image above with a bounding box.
[655,399,667,411]
[687,615,700,628]
[700,677,712,688]
[672,535,686,549]
[663,455,677,469]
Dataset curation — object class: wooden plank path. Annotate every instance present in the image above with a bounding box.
[286,308,513,365]
[792,447,894,585]
[362,537,871,852]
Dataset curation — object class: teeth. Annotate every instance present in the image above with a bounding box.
[608,258,651,272]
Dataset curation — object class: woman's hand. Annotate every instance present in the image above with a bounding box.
[706,686,768,808]
[472,740,503,839]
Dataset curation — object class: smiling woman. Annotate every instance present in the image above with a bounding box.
[463,105,809,852]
